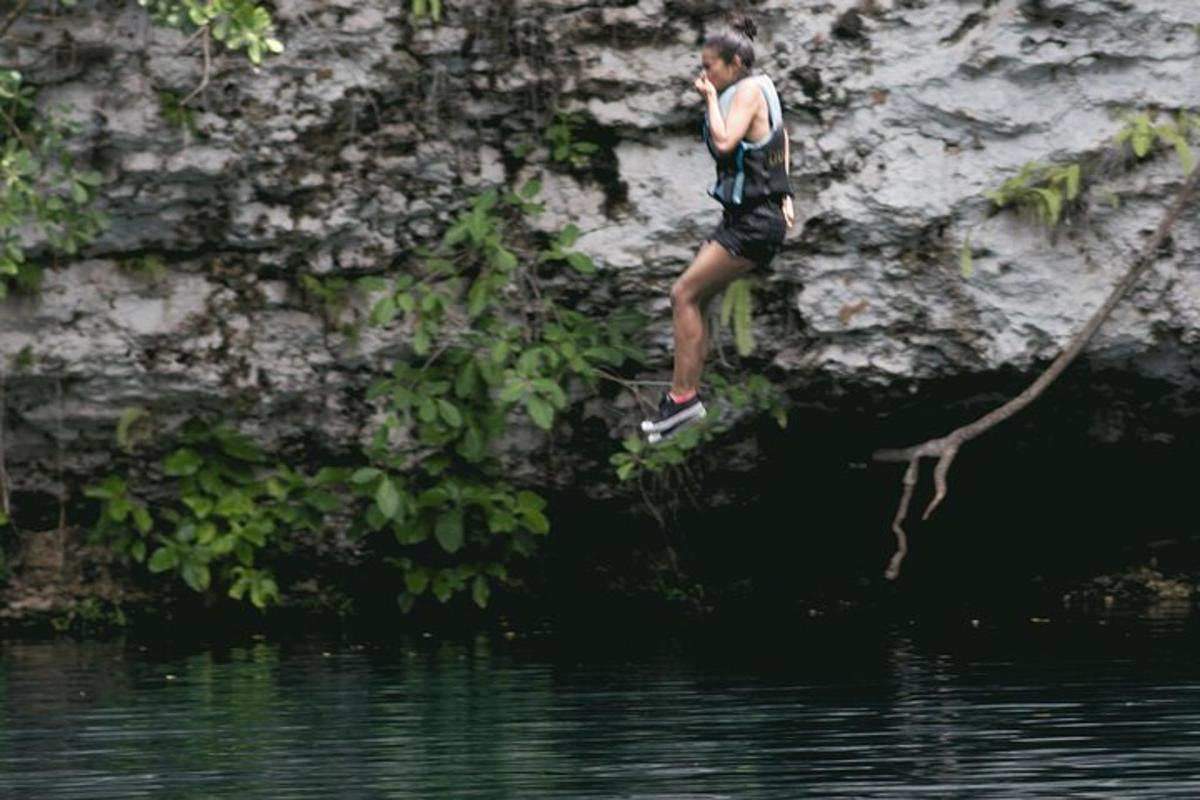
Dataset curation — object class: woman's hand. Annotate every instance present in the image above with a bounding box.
[694,71,716,101]
[781,196,795,229]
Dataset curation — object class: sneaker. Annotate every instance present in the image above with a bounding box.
[640,392,706,437]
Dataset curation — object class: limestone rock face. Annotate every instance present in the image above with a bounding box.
[2,0,1198,491]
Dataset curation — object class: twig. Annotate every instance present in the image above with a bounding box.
[0,0,31,41]
[179,27,212,106]
[873,167,1200,580]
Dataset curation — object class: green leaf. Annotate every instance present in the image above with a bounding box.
[375,478,402,520]
[163,448,203,477]
[565,253,595,274]
[499,380,526,404]
[133,505,153,534]
[116,407,151,453]
[181,561,211,592]
[732,280,754,356]
[370,296,397,326]
[417,396,438,424]
[472,575,490,608]
[250,575,279,609]
[532,378,567,409]
[492,248,518,272]
[304,490,342,513]
[1132,117,1153,158]
[454,360,479,398]
[457,426,487,463]
[558,224,581,249]
[350,467,383,485]
[435,510,464,553]
[524,395,554,430]
[431,571,455,603]
[466,279,492,319]
[1174,137,1195,176]
[516,490,546,512]
[520,179,542,198]
[84,475,126,501]
[413,328,430,356]
[1030,187,1062,226]
[356,276,388,293]
[405,569,429,595]
[196,521,217,544]
[437,398,463,427]
[214,490,254,518]
[522,507,550,535]
[418,487,450,507]
[148,546,178,573]
[1064,163,1081,201]
[182,495,214,519]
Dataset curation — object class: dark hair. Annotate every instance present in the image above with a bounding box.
[703,12,757,72]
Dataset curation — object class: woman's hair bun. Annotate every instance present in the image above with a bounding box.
[727,12,757,41]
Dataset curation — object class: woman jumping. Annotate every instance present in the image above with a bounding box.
[641,13,794,444]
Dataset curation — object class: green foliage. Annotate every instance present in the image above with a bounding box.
[960,230,973,279]
[158,91,198,134]
[963,109,1198,280]
[609,374,787,485]
[985,160,1082,227]
[0,70,108,298]
[121,255,168,282]
[87,418,336,610]
[544,111,600,168]
[137,0,284,65]
[298,272,354,329]
[1115,111,1198,175]
[11,345,34,371]
[360,181,645,611]
[115,407,154,454]
[719,279,755,356]
[50,598,127,635]
[410,0,443,23]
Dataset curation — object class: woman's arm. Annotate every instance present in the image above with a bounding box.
[696,74,761,155]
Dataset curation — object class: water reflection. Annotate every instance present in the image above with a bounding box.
[1,619,1199,798]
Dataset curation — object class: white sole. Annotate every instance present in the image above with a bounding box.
[645,407,707,444]
[640,402,706,434]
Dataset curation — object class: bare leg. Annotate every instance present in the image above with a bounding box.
[669,241,754,395]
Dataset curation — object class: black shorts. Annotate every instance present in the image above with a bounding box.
[706,200,786,269]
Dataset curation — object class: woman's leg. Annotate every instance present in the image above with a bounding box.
[669,241,754,396]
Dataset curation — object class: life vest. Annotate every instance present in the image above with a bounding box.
[703,74,792,207]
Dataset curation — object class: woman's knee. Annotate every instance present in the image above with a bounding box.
[670,277,698,309]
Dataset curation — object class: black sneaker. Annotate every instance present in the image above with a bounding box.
[641,392,706,440]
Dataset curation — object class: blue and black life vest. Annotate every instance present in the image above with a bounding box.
[703,74,792,207]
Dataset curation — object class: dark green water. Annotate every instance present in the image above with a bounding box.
[2,616,1200,798]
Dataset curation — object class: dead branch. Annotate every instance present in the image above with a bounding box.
[0,0,31,41]
[873,166,1200,580]
[179,27,212,106]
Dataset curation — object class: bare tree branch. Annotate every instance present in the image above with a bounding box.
[874,166,1200,579]
[180,27,212,106]
[0,0,31,42]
